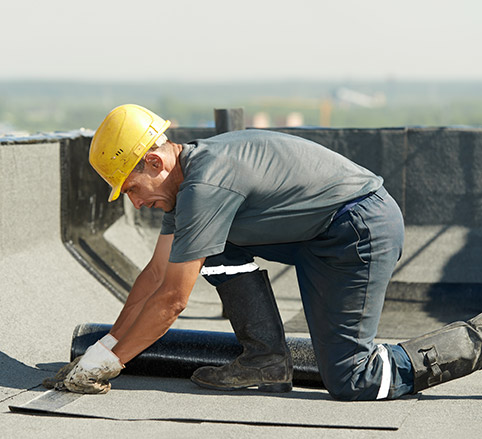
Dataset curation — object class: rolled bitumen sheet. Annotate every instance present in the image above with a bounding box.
[71,323,323,387]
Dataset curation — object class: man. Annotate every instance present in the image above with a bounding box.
[56,104,481,400]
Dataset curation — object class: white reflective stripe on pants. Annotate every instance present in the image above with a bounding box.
[200,262,259,276]
[376,344,391,400]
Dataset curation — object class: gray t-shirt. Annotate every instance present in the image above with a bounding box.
[162,129,383,263]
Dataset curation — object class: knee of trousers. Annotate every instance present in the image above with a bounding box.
[314,355,364,401]
[318,346,392,401]
[325,382,364,401]
[320,366,373,401]
[322,368,383,402]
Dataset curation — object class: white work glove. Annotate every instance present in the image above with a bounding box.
[98,333,118,350]
[44,333,118,390]
[63,339,124,394]
[43,356,82,390]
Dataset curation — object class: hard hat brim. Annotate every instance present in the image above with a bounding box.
[108,185,122,202]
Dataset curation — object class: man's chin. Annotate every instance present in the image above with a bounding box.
[151,201,174,212]
[153,203,173,213]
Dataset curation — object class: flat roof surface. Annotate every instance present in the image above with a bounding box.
[2,139,481,438]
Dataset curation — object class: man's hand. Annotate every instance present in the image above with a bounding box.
[63,340,124,394]
[43,333,118,391]
[42,356,82,390]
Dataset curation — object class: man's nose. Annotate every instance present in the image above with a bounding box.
[128,193,143,210]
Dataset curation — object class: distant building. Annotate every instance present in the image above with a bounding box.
[285,112,304,127]
[252,112,270,128]
[336,87,387,108]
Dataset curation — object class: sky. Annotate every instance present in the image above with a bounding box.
[1,0,482,83]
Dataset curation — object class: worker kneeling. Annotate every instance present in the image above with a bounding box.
[54,104,482,401]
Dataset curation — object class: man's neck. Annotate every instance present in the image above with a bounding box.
[163,142,184,194]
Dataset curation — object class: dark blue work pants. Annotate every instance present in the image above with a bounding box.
[202,187,414,400]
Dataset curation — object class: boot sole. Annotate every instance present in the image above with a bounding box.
[191,377,292,393]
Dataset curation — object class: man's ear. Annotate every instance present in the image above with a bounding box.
[144,152,164,171]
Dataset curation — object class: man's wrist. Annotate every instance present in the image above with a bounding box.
[99,333,118,350]
[70,341,124,379]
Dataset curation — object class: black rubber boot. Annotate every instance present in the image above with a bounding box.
[399,313,482,393]
[191,270,293,392]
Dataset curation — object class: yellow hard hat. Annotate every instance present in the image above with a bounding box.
[89,104,171,202]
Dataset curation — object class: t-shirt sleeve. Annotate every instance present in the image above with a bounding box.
[161,210,176,235]
[168,183,246,263]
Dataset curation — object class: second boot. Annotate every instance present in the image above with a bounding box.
[399,312,482,393]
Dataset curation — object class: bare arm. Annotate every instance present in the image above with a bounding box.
[112,256,205,364]
[109,233,174,341]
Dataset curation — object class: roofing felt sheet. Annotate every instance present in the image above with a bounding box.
[11,376,419,431]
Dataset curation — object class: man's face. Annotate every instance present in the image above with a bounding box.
[121,163,174,211]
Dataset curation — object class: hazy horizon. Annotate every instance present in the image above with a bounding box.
[2,0,481,83]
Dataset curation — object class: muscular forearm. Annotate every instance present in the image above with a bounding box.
[112,288,185,364]
[109,234,173,340]
[112,258,205,365]
[109,267,162,340]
